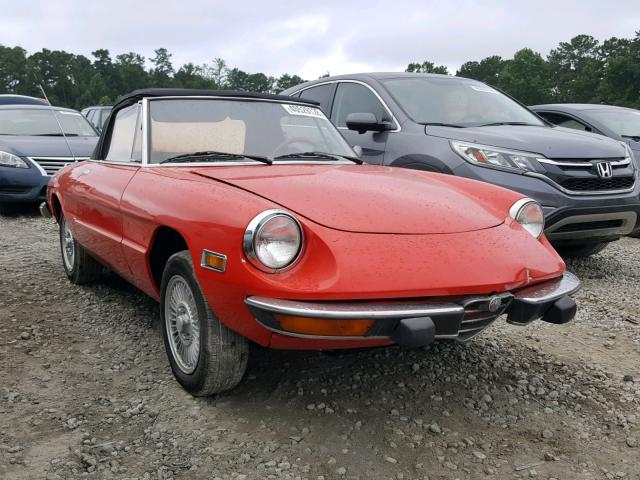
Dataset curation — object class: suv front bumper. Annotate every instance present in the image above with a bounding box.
[245,272,580,348]
[452,163,640,243]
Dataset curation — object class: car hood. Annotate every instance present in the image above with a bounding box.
[190,164,520,234]
[0,135,98,158]
[426,124,627,159]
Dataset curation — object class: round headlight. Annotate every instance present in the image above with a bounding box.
[510,198,544,238]
[244,210,303,272]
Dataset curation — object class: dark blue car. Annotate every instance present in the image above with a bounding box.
[0,104,98,212]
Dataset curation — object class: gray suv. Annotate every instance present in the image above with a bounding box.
[283,73,640,257]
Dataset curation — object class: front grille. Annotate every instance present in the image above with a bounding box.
[29,157,88,176]
[458,294,513,341]
[0,186,30,194]
[560,176,635,192]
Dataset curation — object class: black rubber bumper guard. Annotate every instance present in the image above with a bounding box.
[245,272,581,348]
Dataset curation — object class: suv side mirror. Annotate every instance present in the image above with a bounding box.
[346,112,392,134]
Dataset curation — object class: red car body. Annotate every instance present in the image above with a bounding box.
[44,89,580,394]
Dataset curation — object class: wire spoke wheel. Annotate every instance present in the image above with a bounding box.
[61,217,75,271]
[165,275,200,374]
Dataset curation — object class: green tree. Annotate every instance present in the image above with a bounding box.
[0,45,28,93]
[497,48,551,104]
[547,35,603,102]
[274,73,305,93]
[457,55,504,85]
[406,61,449,74]
[150,48,174,87]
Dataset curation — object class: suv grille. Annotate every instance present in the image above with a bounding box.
[560,176,635,192]
[29,157,88,176]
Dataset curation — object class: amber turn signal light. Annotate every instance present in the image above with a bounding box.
[275,315,374,337]
[201,250,227,272]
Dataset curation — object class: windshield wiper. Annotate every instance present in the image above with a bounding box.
[35,133,79,136]
[160,150,272,165]
[273,151,363,164]
[420,122,466,128]
[621,134,640,142]
[477,121,539,127]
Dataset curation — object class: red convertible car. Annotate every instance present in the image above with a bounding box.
[44,89,580,395]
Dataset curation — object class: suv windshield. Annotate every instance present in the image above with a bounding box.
[381,77,544,127]
[148,98,355,164]
[0,108,97,136]
[588,109,640,138]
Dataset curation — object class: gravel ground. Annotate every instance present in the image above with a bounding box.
[1,211,639,480]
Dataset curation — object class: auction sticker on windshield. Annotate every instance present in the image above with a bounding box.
[283,104,325,118]
[470,85,499,94]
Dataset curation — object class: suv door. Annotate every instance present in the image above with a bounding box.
[330,82,394,165]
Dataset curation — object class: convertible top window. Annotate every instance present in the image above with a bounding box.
[148,98,355,164]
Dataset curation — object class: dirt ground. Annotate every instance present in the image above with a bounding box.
[1,211,639,480]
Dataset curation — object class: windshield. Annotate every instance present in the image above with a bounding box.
[588,109,640,138]
[381,77,544,127]
[148,98,355,164]
[0,108,97,136]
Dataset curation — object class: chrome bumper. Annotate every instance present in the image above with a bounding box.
[245,271,581,347]
[39,201,52,218]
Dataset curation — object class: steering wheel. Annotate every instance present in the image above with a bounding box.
[272,137,317,158]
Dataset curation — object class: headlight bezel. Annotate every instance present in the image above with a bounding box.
[0,151,29,169]
[450,140,544,173]
[243,209,304,273]
[509,198,545,239]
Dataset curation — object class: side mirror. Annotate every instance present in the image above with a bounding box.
[346,112,392,134]
[352,145,363,158]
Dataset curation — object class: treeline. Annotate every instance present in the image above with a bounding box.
[408,33,640,108]
[0,47,305,108]
[0,32,638,110]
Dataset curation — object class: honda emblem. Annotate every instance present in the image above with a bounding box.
[596,162,613,178]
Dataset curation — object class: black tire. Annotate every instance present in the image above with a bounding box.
[160,250,249,396]
[59,213,103,284]
[556,242,608,258]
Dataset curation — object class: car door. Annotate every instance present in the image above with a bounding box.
[68,103,142,278]
[329,82,396,165]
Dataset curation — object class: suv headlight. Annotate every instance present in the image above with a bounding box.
[451,141,544,173]
[244,209,303,272]
[510,198,544,238]
[0,151,28,168]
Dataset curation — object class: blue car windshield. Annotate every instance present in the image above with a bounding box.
[382,77,545,127]
[0,108,97,136]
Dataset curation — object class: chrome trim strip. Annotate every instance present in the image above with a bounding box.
[245,296,464,320]
[27,156,91,176]
[200,249,227,273]
[537,157,630,167]
[141,98,149,166]
[524,171,636,196]
[243,210,304,273]
[514,271,581,305]
[294,79,401,133]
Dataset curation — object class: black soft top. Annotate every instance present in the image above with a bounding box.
[112,88,318,111]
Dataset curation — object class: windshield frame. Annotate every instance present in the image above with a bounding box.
[138,96,357,167]
[379,76,546,128]
[0,107,99,137]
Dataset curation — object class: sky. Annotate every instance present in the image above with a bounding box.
[1,0,639,80]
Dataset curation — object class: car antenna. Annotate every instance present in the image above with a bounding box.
[38,84,76,162]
